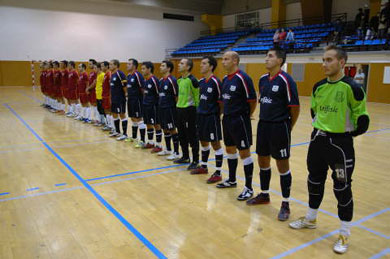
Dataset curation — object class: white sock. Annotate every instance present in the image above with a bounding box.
[340,221,351,236]
[94,107,99,120]
[306,208,318,221]
[86,107,91,120]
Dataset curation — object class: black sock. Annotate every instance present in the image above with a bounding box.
[121,119,128,136]
[215,148,223,175]
[172,133,179,155]
[201,147,210,169]
[280,171,292,200]
[227,154,238,182]
[140,126,146,142]
[132,125,138,139]
[156,129,162,146]
[114,118,120,133]
[260,168,271,194]
[147,129,154,143]
[243,157,253,190]
[164,133,171,151]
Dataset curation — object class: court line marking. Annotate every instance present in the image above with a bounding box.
[0,192,10,196]
[55,183,67,187]
[26,187,40,192]
[270,208,390,259]
[369,248,390,259]
[4,103,167,259]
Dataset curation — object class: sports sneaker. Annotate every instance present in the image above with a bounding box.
[102,125,111,131]
[289,217,317,229]
[278,201,290,221]
[143,143,154,149]
[66,112,74,117]
[190,167,208,175]
[187,161,199,170]
[333,235,349,254]
[93,122,102,127]
[75,115,82,120]
[109,132,119,138]
[246,193,270,205]
[116,134,128,141]
[87,119,92,124]
[207,172,222,184]
[237,186,254,201]
[174,157,190,164]
[166,153,180,161]
[157,150,171,156]
[135,141,145,148]
[216,180,237,188]
[151,146,163,153]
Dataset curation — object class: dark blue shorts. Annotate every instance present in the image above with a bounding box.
[222,114,252,150]
[256,120,291,159]
[111,101,126,114]
[197,113,222,142]
[127,98,143,118]
[159,107,177,130]
[143,105,160,125]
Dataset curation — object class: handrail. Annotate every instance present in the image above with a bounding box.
[200,13,347,36]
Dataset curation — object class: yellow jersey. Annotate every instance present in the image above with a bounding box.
[95,71,105,99]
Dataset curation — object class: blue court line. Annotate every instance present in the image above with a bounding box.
[19,91,43,104]
[0,168,184,203]
[26,187,40,192]
[0,186,83,202]
[85,164,188,182]
[270,208,390,259]
[55,183,67,187]
[369,248,390,259]
[0,192,10,196]
[358,225,390,239]
[4,103,167,259]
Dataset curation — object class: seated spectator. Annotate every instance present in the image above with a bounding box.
[365,27,374,40]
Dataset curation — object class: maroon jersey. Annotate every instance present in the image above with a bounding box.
[67,70,79,100]
[102,71,111,97]
[78,72,89,94]
[40,70,47,94]
[45,69,54,96]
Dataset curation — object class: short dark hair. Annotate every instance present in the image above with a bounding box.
[128,58,138,68]
[69,61,75,68]
[202,56,217,72]
[162,60,174,73]
[81,63,86,69]
[325,45,348,63]
[142,61,154,73]
[60,60,68,67]
[111,59,120,68]
[96,62,101,69]
[47,61,53,68]
[268,47,286,67]
[184,58,193,72]
[89,59,97,65]
[53,61,59,66]
[101,61,109,68]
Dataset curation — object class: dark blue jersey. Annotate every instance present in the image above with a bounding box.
[126,71,144,100]
[110,70,127,103]
[197,75,222,115]
[221,70,256,116]
[158,75,178,108]
[143,75,159,106]
[258,70,299,122]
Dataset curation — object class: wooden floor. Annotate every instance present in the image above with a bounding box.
[0,86,389,259]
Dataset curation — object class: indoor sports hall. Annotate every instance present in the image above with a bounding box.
[0,0,389,258]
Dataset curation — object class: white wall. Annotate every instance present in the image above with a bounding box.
[222,8,272,28]
[0,6,206,62]
[286,2,302,21]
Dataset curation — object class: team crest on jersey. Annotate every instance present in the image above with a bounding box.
[131,78,135,82]
[207,87,213,93]
[164,85,168,90]
[335,91,344,102]
[113,77,117,81]
[230,85,236,91]
[148,84,152,89]
[272,85,279,92]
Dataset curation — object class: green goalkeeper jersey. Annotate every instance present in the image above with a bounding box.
[177,74,200,108]
[311,76,369,133]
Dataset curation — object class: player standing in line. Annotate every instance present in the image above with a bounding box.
[246,48,300,222]
[289,45,370,254]
[95,62,106,126]
[77,63,90,122]
[175,58,200,170]
[190,56,224,184]
[66,61,79,117]
[101,61,114,132]
[53,61,64,114]
[156,60,180,160]
[86,59,98,123]
[216,51,257,201]
[141,61,163,152]
[109,59,128,138]
[123,59,146,144]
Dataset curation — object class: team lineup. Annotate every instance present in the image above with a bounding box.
[38,46,369,255]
